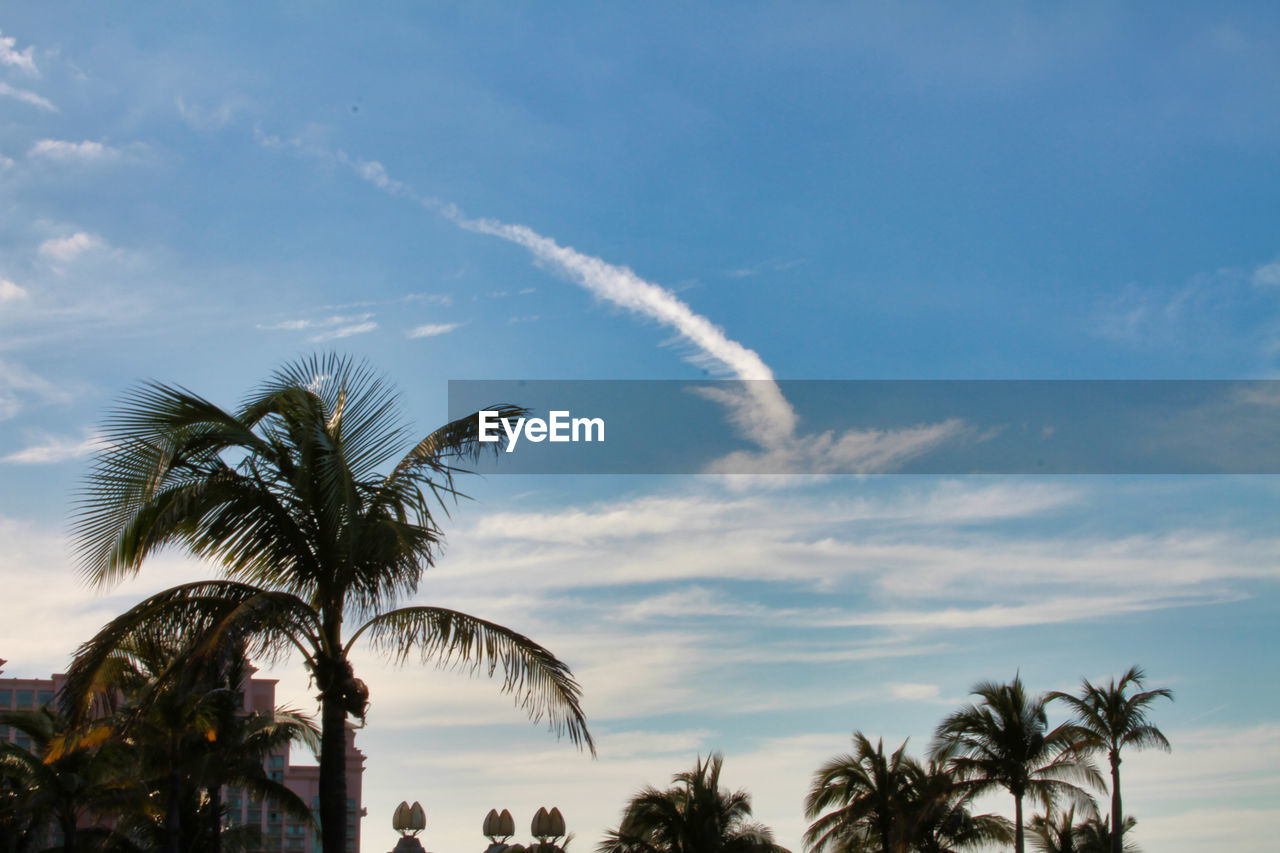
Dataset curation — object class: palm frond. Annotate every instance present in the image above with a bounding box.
[351,605,594,753]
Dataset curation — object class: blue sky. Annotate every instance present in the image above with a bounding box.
[1,4,1278,852]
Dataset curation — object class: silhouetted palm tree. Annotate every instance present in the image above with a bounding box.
[600,754,789,853]
[804,734,916,853]
[1072,816,1138,853]
[1048,666,1170,853]
[931,675,1100,853]
[91,637,316,853]
[68,354,593,852]
[0,705,131,853]
[906,757,1013,853]
[1028,806,1080,853]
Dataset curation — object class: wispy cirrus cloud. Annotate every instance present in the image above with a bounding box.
[312,321,376,342]
[38,232,106,264]
[308,147,968,471]
[28,139,123,162]
[1,431,107,465]
[0,279,28,303]
[407,321,465,338]
[0,360,71,420]
[257,311,378,342]
[0,30,37,75]
[0,82,56,112]
[176,94,252,131]
[1253,258,1280,288]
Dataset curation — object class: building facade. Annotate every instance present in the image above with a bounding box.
[0,658,365,852]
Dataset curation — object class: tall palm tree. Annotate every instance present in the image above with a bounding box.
[600,754,789,853]
[1047,666,1171,853]
[804,734,916,853]
[67,354,593,853]
[930,675,1100,853]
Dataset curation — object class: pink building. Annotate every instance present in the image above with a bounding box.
[0,658,366,852]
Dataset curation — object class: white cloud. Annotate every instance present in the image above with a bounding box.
[0,82,56,112]
[407,321,465,338]
[0,30,37,75]
[1253,259,1280,287]
[38,232,106,264]
[453,214,799,449]
[1,431,107,465]
[0,360,70,420]
[257,312,376,339]
[0,279,28,303]
[403,292,453,306]
[176,95,250,130]
[351,158,405,194]
[704,416,969,475]
[28,139,121,162]
[311,321,377,342]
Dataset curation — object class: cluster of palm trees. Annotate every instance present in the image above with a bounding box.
[599,754,790,853]
[0,641,317,852]
[600,669,1169,853]
[5,355,593,853]
[805,670,1171,853]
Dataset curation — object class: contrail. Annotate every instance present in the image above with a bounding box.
[331,151,798,448]
[295,146,965,469]
[448,214,798,448]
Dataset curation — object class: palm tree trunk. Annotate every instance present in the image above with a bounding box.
[209,783,224,853]
[165,763,183,853]
[319,692,349,853]
[1109,753,1122,853]
[60,812,76,853]
[1014,793,1024,853]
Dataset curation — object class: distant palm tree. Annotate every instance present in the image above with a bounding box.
[1027,807,1080,853]
[1047,666,1171,853]
[600,754,789,853]
[68,354,593,853]
[804,734,915,853]
[805,736,1011,853]
[906,758,1013,853]
[92,637,317,853]
[0,705,131,853]
[1071,816,1138,853]
[931,675,1100,853]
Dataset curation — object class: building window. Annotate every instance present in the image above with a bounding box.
[36,690,53,706]
[15,691,33,708]
[269,755,285,769]
[0,690,11,706]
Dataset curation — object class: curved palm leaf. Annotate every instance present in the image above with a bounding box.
[349,605,593,752]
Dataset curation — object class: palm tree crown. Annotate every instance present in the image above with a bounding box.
[600,754,789,853]
[931,675,1100,853]
[1047,666,1170,853]
[804,734,916,853]
[68,354,593,852]
[805,734,1011,853]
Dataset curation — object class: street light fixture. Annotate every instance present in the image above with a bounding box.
[390,801,428,853]
[484,807,567,853]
